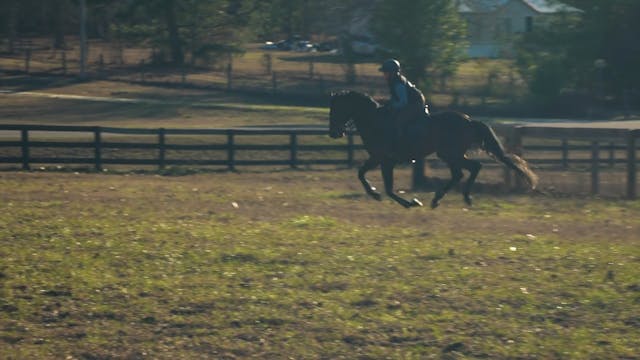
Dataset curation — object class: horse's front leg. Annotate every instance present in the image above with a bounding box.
[381,161,423,208]
[359,158,382,201]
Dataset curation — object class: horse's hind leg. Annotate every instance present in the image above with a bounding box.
[431,160,464,209]
[461,157,482,206]
[359,158,381,200]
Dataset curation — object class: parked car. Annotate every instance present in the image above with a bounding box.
[276,40,294,51]
[293,41,316,52]
[263,37,326,52]
[261,41,278,50]
[316,41,337,52]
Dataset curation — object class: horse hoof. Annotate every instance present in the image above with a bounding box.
[370,192,382,201]
[411,198,424,207]
[464,195,473,207]
[431,199,440,209]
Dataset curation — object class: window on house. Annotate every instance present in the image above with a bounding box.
[525,16,533,32]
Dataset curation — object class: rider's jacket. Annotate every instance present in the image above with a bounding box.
[387,74,425,111]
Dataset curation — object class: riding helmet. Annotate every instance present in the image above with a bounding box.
[379,59,401,73]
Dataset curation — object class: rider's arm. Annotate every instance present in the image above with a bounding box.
[392,83,408,109]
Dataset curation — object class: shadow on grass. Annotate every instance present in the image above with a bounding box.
[0,72,82,92]
[0,97,181,124]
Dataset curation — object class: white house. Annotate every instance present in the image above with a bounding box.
[458,0,581,58]
[342,0,581,57]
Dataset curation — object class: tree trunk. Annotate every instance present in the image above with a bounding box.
[52,1,66,49]
[164,0,184,64]
[79,0,88,78]
[6,2,18,53]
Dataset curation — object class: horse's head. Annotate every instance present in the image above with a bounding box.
[328,91,378,139]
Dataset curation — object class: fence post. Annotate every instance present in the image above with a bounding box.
[591,141,599,195]
[226,62,233,91]
[158,128,166,170]
[79,0,88,79]
[289,133,298,168]
[272,72,277,93]
[62,51,67,75]
[21,129,30,170]
[99,54,105,77]
[227,130,235,171]
[25,48,31,74]
[503,131,513,188]
[345,62,356,84]
[512,127,524,189]
[608,142,615,167]
[318,74,326,94]
[262,53,272,75]
[94,127,102,171]
[347,132,355,168]
[627,131,637,199]
[561,138,569,169]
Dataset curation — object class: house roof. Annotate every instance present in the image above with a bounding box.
[458,0,581,14]
[521,0,581,13]
[458,0,508,13]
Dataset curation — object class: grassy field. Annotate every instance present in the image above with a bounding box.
[1,170,638,359]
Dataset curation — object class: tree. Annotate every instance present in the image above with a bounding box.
[51,0,71,49]
[116,0,251,65]
[164,0,183,64]
[371,0,467,93]
[0,0,18,52]
[79,0,87,78]
[249,0,307,39]
[182,0,251,65]
[516,0,640,106]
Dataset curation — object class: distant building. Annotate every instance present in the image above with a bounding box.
[458,0,581,58]
[342,0,581,58]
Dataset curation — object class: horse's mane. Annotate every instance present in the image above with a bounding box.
[331,90,380,108]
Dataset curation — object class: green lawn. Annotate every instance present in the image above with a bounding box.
[1,171,638,359]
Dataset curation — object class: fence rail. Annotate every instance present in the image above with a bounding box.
[502,125,639,199]
[0,125,362,171]
[0,124,638,198]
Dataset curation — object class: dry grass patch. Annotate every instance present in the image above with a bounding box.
[0,171,638,359]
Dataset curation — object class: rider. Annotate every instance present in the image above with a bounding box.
[379,59,428,153]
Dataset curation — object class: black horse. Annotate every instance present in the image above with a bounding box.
[329,90,538,208]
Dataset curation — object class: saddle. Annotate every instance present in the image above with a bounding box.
[391,106,431,159]
[402,105,431,134]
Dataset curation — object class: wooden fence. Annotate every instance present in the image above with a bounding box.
[505,125,638,199]
[0,124,638,199]
[0,125,359,170]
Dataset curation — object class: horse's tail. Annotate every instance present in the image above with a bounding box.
[472,120,539,190]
